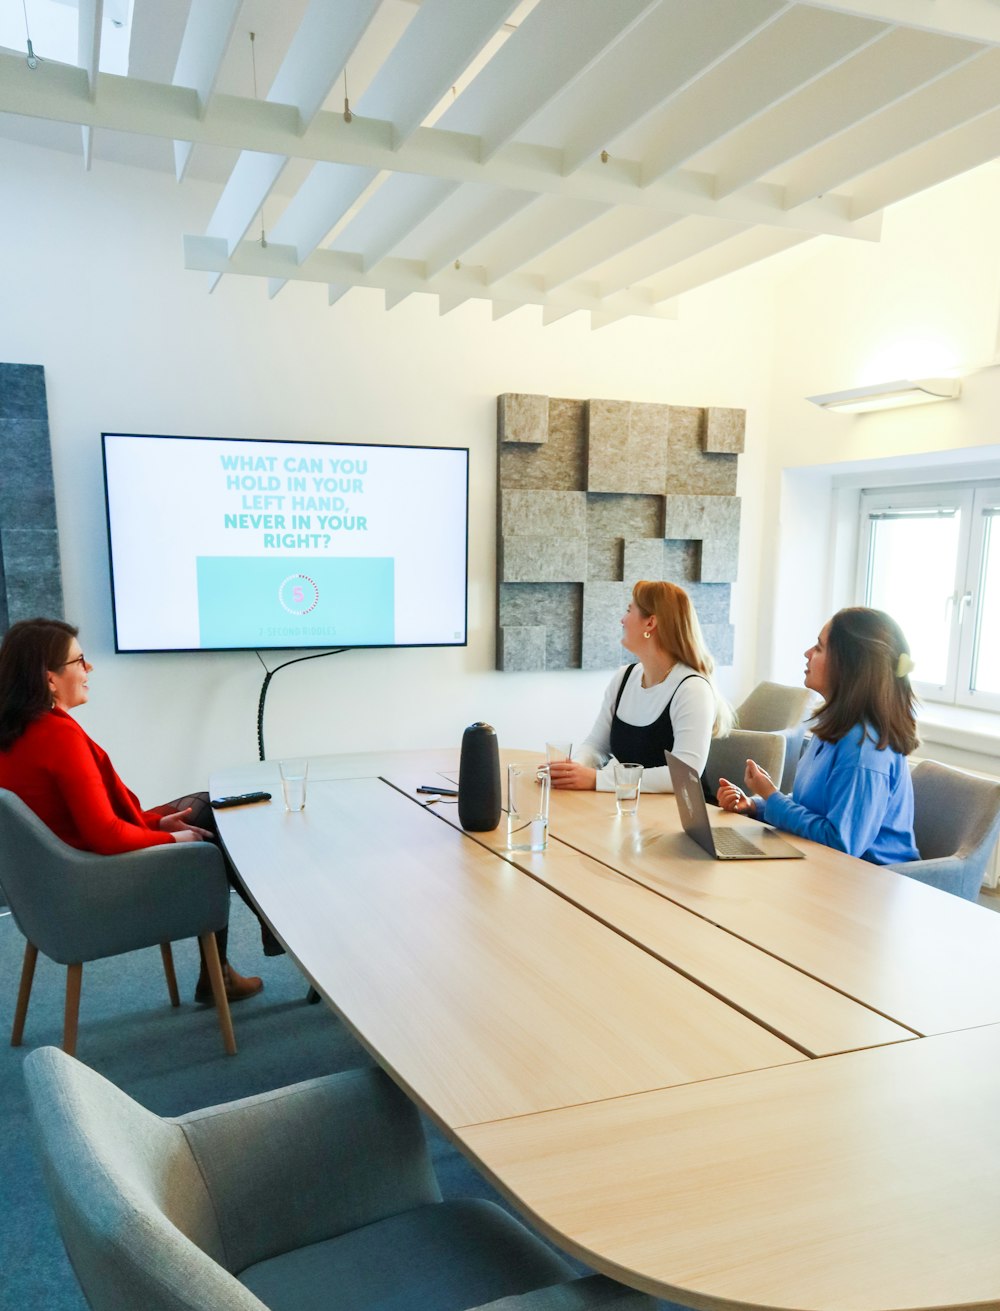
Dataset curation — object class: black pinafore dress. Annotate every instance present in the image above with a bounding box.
[608,663,706,769]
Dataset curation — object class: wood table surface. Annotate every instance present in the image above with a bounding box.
[212,749,1000,1311]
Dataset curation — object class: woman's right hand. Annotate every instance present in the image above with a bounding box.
[171,829,204,843]
[717,776,755,815]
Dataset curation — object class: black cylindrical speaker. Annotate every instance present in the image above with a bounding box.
[458,722,501,832]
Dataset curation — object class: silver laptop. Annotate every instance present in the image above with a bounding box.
[665,751,804,861]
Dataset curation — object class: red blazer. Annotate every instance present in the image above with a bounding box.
[0,708,172,855]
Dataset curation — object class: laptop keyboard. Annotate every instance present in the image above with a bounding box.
[713,827,765,857]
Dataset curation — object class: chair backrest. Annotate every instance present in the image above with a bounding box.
[24,1046,263,1311]
[736,681,813,732]
[910,760,1000,869]
[0,788,228,964]
[703,730,786,805]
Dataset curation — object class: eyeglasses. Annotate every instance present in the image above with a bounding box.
[60,654,88,670]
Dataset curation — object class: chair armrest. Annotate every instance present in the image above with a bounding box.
[178,1067,441,1274]
[887,856,982,902]
[25,841,230,963]
[474,1274,658,1310]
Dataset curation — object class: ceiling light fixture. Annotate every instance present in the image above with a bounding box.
[807,377,962,415]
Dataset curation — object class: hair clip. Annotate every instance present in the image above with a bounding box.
[895,652,915,679]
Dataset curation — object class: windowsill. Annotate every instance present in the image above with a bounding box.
[916,702,1000,766]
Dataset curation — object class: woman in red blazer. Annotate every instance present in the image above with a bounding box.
[0,618,265,1002]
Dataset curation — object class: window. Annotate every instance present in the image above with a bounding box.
[858,481,1000,711]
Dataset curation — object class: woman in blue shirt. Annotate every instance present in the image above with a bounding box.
[717,608,920,864]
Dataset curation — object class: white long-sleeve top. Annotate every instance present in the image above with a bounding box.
[577,662,715,793]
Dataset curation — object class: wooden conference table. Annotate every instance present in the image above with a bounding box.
[211,749,1000,1311]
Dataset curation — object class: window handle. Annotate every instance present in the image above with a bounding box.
[957,591,973,625]
[944,592,957,623]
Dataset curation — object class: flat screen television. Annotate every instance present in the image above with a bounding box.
[102,433,469,653]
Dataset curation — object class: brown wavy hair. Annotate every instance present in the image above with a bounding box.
[631,580,733,735]
[0,618,78,751]
[811,607,918,754]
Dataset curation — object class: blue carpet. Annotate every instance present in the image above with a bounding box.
[0,899,686,1310]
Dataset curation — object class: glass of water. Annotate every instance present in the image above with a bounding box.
[507,763,550,851]
[279,759,308,812]
[614,762,643,816]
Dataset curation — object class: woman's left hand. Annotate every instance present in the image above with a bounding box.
[744,759,778,802]
[158,807,213,840]
[547,761,596,790]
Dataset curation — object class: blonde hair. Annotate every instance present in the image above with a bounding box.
[631,580,733,736]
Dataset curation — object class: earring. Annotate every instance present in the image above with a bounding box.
[643,631,651,640]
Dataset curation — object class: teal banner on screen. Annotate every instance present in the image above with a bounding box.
[196,557,395,647]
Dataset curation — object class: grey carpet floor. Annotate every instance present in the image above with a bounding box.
[0,897,687,1310]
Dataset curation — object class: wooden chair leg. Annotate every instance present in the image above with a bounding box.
[11,941,39,1047]
[63,962,83,1058]
[160,943,180,1007]
[199,932,236,1056]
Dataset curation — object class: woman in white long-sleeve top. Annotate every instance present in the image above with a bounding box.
[549,580,732,794]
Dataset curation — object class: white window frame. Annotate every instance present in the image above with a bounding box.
[857,480,1000,712]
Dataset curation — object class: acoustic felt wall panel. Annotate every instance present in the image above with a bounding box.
[497,393,740,671]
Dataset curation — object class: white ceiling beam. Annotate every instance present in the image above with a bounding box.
[491,301,522,321]
[183,234,679,321]
[848,104,1000,218]
[800,0,1000,44]
[358,0,519,148]
[558,0,786,174]
[436,0,662,161]
[712,27,982,198]
[268,162,379,264]
[782,47,1000,208]
[77,0,102,97]
[77,0,102,168]
[267,0,381,128]
[202,0,382,267]
[0,56,882,242]
[331,172,460,271]
[589,216,750,298]
[529,210,681,291]
[642,228,813,301]
[541,306,577,327]
[205,150,288,255]
[639,6,886,184]
[171,0,242,182]
[423,189,537,278]
[438,292,472,316]
[478,196,610,285]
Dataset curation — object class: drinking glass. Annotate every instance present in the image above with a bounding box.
[507,763,550,851]
[545,741,573,764]
[279,759,308,812]
[614,762,643,816]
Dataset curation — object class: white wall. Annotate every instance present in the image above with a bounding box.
[1,137,776,800]
[762,161,1000,689]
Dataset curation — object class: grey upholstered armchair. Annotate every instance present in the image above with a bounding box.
[735,681,813,792]
[0,788,236,1056]
[703,729,786,806]
[25,1048,656,1311]
[887,759,1000,901]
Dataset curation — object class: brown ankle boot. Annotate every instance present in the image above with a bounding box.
[195,963,264,1004]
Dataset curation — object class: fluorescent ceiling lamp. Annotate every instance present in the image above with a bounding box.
[807,378,962,414]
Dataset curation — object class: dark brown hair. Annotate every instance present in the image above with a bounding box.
[811,607,918,754]
[631,580,733,735]
[0,618,78,751]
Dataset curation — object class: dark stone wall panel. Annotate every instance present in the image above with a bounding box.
[0,364,63,633]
